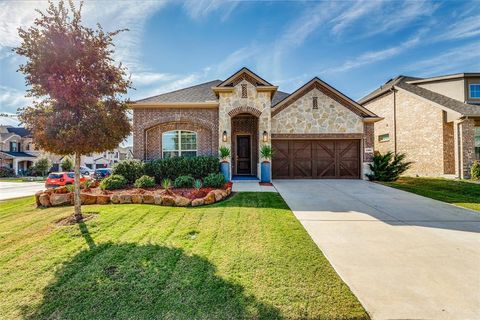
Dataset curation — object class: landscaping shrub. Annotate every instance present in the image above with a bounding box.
[0,167,15,177]
[203,173,225,188]
[161,178,171,190]
[471,160,480,180]
[134,175,156,188]
[366,152,412,182]
[144,156,219,182]
[174,175,195,188]
[100,174,127,190]
[60,156,74,171]
[113,159,145,184]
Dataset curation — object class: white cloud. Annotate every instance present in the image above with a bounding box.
[183,0,238,21]
[130,72,177,86]
[435,14,480,41]
[331,0,382,35]
[0,0,167,73]
[0,85,33,113]
[366,1,437,36]
[407,42,480,76]
[324,36,421,74]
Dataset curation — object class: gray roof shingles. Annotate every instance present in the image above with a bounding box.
[6,127,30,137]
[359,76,480,116]
[135,80,222,104]
[134,79,291,107]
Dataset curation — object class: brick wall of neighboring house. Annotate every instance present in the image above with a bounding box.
[363,92,395,155]
[132,108,219,160]
[443,118,455,174]
[364,89,451,176]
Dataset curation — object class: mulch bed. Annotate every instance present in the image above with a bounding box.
[55,212,98,226]
[80,181,233,201]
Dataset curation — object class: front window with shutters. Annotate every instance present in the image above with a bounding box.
[162,130,197,158]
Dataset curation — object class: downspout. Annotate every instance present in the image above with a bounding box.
[390,87,397,154]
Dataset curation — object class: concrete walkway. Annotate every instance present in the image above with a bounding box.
[274,179,480,320]
[232,181,276,192]
[0,181,44,200]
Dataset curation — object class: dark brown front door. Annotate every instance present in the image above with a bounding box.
[236,135,251,174]
[272,139,360,179]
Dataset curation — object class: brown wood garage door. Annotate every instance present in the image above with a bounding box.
[272,139,360,179]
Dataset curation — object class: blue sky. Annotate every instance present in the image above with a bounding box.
[1,0,479,118]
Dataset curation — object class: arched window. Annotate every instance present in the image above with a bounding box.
[162,130,197,158]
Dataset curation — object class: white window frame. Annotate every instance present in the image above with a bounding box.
[378,133,390,143]
[162,130,198,158]
[469,84,480,99]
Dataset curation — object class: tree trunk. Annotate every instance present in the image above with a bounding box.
[74,152,83,222]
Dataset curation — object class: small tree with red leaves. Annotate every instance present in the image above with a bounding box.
[16,1,131,222]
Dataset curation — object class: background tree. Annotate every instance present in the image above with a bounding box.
[33,157,52,177]
[60,156,74,172]
[16,1,131,222]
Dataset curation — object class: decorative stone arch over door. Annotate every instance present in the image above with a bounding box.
[228,106,262,118]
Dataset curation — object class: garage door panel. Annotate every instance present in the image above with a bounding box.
[272,139,360,179]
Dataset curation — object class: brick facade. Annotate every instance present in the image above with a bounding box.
[132,108,218,160]
[364,88,475,178]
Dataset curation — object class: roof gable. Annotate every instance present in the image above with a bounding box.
[272,77,377,118]
[217,67,273,87]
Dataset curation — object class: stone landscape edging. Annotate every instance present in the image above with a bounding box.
[35,187,232,208]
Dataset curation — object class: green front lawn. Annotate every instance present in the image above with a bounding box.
[382,177,480,212]
[0,193,367,319]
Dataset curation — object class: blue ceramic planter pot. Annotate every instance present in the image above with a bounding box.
[261,161,271,183]
[220,161,230,182]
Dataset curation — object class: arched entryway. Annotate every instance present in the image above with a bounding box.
[231,113,259,177]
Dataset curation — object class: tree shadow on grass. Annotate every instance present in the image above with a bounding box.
[21,241,282,319]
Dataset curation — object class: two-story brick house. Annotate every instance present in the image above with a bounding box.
[0,125,39,174]
[360,73,480,178]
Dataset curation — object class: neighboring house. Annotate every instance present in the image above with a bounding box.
[0,122,133,174]
[83,146,134,169]
[359,73,480,179]
[51,146,134,171]
[132,67,380,179]
[0,125,39,174]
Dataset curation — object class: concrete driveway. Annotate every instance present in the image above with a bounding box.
[0,181,44,201]
[274,179,480,320]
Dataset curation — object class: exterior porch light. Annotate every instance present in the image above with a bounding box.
[222,130,228,142]
[263,130,268,142]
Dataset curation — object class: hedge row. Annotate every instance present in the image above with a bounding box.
[145,156,219,182]
[112,156,219,184]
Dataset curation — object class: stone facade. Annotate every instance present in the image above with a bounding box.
[218,79,271,176]
[364,89,461,177]
[271,87,364,134]
[132,108,218,160]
